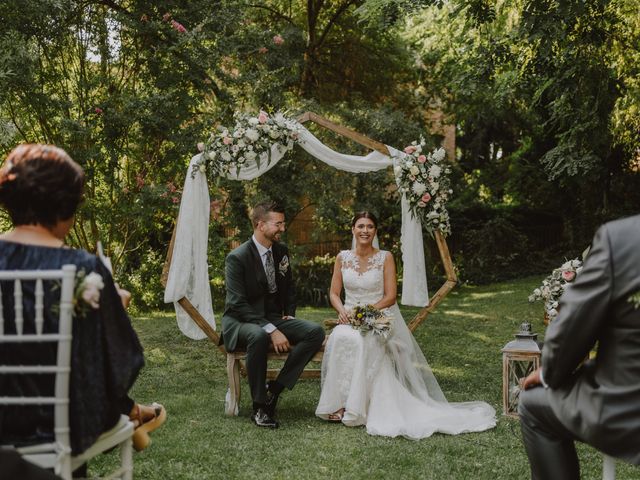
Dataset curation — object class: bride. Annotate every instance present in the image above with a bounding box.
[316,211,496,438]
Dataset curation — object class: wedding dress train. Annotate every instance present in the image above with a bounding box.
[316,250,496,439]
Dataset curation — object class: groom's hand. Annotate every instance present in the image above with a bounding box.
[270,329,290,353]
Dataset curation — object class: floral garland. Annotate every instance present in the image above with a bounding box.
[393,139,452,236]
[529,258,583,323]
[192,110,302,179]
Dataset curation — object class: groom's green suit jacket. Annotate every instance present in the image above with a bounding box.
[221,239,296,351]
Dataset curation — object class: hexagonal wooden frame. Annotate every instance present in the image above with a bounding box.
[161,111,457,363]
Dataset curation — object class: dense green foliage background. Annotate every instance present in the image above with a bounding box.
[1,0,638,310]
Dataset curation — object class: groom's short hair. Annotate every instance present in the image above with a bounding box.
[251,200,285,228]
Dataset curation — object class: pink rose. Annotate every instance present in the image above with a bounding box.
[258,47,268,54]
[94,107,103,114]
[417,155,427,163]
[223,136,233,145]
[258,111,268,124]
[171,20,187,33]
[162,12,172,22]
[197,142,205,152]
[562,270,576,282]
[421,193,431,203]
[273,34,284,46]
[404,146,417,154]
[172,196,180,204]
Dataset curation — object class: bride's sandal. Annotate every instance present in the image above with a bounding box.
[327,408,345,423]
[131,402,167,451]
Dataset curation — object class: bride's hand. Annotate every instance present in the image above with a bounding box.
[337,309,350,324]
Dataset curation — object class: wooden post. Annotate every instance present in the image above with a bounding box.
[408,231,457,332]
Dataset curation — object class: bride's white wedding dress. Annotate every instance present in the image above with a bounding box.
[316,250,496,439]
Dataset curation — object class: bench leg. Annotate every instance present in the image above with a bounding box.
[602,454,616,480]
[225,354,241,416]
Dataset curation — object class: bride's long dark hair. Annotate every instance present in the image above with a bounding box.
[351,211,378,229]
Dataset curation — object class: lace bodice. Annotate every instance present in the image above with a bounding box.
[340,250,387,308]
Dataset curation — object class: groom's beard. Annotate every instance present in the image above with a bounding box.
[265,230,282,243]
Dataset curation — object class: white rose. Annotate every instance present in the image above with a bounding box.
[245,128,260,142]
[393,165,402,176]
[221,151,231,161]
[207,151,216,160]
[237,139,246,148]
[245,150,257,161]
[409,165,420,176]
[80,272,104,309]
[269,130,281,139]
[412,182,427,195]
[248,118,259,126]
[431,182,439,191]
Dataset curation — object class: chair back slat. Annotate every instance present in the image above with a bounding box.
[0,265,77,462]
[0,282,3,335]
[14,279,23,335]
[35,278,44,335]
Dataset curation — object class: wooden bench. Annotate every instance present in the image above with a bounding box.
[225,344,325,416]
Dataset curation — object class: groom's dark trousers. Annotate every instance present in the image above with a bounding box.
[519,214,640,479]
[221,239,324,406]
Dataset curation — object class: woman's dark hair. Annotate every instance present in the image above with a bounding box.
[0,144,85,227]
[351,211,378,228]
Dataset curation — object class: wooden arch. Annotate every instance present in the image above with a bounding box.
[161,112,458,351]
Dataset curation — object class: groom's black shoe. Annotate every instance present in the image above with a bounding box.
[265,381,281,417]
[252,408,279,428]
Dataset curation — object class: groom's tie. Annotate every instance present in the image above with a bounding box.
[265,250,277,293]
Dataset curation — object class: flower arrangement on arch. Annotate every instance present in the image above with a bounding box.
[528,258,584,323]
[192,110,302,179]
[349,304,392,339]
[393,139,452,236]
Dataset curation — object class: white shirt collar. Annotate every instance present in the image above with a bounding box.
[251,235,272,257]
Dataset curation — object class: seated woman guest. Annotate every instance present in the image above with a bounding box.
[0,144,165,458]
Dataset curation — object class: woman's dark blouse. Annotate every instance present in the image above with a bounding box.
[0,240,144,454]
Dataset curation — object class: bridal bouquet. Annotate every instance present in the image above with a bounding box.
[529,258,583,323]
[349,304,391,339]
[192,110,302,179]
[393,139,452,236]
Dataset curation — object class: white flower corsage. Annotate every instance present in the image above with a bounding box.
[74,271,104,315]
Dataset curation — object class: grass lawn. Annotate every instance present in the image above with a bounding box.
[91,276,638,479]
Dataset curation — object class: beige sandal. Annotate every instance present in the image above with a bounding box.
[131,402,166,451]
[327,408,345,423]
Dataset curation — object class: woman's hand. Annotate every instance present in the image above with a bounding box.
[115,283,132,310]
[337,307,350,324]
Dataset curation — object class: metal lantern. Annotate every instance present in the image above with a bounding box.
[502,322,541,417]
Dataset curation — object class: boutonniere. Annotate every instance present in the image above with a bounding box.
[278,255,289,276]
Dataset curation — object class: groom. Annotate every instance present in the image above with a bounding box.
[519,214,640,479]
[221,200,325,428]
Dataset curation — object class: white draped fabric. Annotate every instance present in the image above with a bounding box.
[164,124,430,339]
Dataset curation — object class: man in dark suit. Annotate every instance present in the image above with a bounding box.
[519,214,640,479]
[221,200,325,428]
